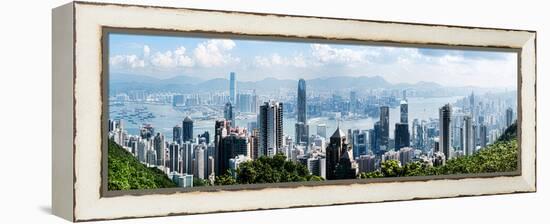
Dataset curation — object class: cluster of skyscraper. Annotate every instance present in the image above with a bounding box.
[109,72,517,186]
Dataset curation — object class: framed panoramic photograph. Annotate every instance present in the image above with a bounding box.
[52,1,537,222]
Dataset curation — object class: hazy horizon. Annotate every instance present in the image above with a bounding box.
[109,33,518,89]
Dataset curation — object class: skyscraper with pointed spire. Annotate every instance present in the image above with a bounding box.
[325,125,357,180]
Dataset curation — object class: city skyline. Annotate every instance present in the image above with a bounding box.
[107,34,519,190]
[109,33,517,88]
[109,71,517,186]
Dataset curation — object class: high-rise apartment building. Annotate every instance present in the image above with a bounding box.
[258,101,283,157]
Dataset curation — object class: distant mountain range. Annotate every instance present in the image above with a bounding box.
[109,73,501,96]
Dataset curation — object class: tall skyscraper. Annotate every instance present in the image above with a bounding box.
[258,101,283,157]
[224,102,235,127]
[181,142,194,174]
[394,123,410,151]
[297,78,307,123]
[214,120,230,175]
[182,116,193,143]
[352,130,368,158]
[295,79,308,147]
[463,115,474,156]
[153,133,165,166]
[229,72,237,104]
[168,142,180,173]
[193,144,208,179]
[400,100,408,124]
[439,104,452,159]
[372,121,381,155]
[379,106,390,150]
[506,107,514,127]
[479,124,488,148]
[295,122,309,147]
[173,125,182,144]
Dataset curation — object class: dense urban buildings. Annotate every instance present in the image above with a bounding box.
[109,72,517,188]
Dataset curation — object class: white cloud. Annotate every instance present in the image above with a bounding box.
[310,44,370,64]
[109,54,145,68]
[193,39,239,67]
[110,40,239,71]
[150,46,194,68]
[109,40,516,88]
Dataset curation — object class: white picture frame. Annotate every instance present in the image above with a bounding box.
[52,1,536,221]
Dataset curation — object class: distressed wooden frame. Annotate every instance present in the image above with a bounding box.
[52,1,536,222]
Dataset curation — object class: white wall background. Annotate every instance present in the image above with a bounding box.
[0,0,546,223]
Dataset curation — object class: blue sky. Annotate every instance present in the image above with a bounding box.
[109,33,517,88]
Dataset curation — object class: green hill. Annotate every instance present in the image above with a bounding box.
[108,139,176,190]
[360,121,519,178]
[498,121,517,142]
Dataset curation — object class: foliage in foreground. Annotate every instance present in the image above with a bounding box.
[108,140,176,190]
[359,122,518,179]
[215,153,324,185]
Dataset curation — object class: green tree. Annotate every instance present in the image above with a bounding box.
[403,161,429,177]
[358,125,518,179]
[193,177,210,187]
[108,140,176,190]
[358,170,383,179]
[214,170,237,186]
[380,160,402,177]
[233,153,322,185]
